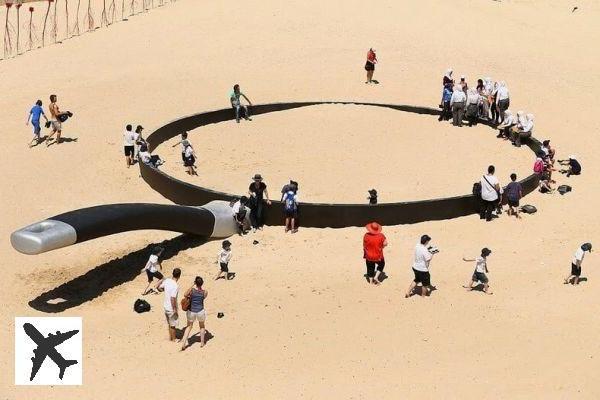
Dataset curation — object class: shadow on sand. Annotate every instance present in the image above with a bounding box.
[29,234,207,313]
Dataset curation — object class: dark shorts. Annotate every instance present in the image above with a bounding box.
[220,262,229,272]
[284,208,297,218]
[412,268,431,286]
[365,260,385,278]
[364,61,375,71]
[508,199,519,207]
[184,156,195,167]
[571,263,581,277]
[146,269,164,282]
[472,271,489,284]
[181,153,186,163]
[124,145,135,156]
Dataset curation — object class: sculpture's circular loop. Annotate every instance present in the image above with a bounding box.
[141,102,541,228]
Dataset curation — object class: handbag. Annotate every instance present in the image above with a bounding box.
[180,288,192,311]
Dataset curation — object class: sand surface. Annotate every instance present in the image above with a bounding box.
[2,0,600,399]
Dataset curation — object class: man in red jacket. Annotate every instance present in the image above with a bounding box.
[363,222,387,285]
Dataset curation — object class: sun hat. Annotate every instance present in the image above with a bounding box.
[366,222,382,234]
[253,174,263,181]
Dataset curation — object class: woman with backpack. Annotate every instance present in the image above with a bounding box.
[181,276,208,351]
[283,188,299,233]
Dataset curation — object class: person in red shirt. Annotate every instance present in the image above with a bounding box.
[364,48,378,84]
[363,222,387,285]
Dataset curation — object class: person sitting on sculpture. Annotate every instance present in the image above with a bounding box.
[138,144,164,168]
[511,112,534,147]
[230,84,253,123]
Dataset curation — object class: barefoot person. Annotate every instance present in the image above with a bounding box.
[181,276,208,351]
[283,188,299,233]
[171,131,189,163]
[248,174,271,231]
[364,48,378,84]
[183,140,197,175]
[405,235,436,297]
[230,84,253,123]
[363,222,387,285]
[158,268,181,341]
[564,243,592,285]
[215,240,233,280]
[463,248,493,294]
[123,124,136,168]
[505,173,523,218]
[26,100,48,147]
[141,246,164,295]
[46,94,66,145]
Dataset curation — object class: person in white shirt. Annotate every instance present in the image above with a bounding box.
[450,85,467,127]
[123,124,137,168]
[511,113,534,147]
[232,196,250,235]
[496,110,515,138]
[465,88,480,126]
[171,131,189,163]
[158,268,181,341]
[462,248,493,294]
[133,125,146,161]
[495,81,510,123]
[141,246,164,295]
[405,235,436,298]
[480,165,502,222]
[564,243,592,285]
[138,144,164,168]
[183,141,197,176]
[215,240,233,280]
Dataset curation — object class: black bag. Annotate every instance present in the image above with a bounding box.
[557,185,572,195]
[472,182,482,197]
[521,204,537,214]
[58,111,73,123]
[134,299,151,313]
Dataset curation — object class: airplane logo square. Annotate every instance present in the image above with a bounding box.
[15,317,82,385]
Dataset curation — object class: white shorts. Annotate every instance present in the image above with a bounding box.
[186,309,206,323]
[164,310,178,327]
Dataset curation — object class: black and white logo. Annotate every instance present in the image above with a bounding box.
[15,317,82,385]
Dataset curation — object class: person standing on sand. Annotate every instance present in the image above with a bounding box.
[505,173,523,218]
[46,94,67,145]
[248,174,271,231]
[480,165,501,222]
[283,188,299,233]
[26,100,49,147]
[215,240,233,280]
[463,248,493,294]
[564,243,592,285]
[450,85,466,127]
[172,131,189,163]
[363,222,387,285]
[365,48,378,84]
[181,276,208,351]
[133,125,146,161]
[123,124,136,168]
[183,140,197,176]
[158,268,181,341]
[405,235,436,297]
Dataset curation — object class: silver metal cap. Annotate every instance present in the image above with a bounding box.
[11,220,77,255]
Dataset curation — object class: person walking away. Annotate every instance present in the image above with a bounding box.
[158,268,181,341]
[480,165,501,222]
[405,235,436,297]
[450,85,466,127]
[26,100,49,147]
[439,85,453,121]
[466,88,480,126]
[230,84,253,123]
[215,240,233,280]
[365,48,378,84]
[141,246,165,295]
[463,248,493,294]
[181,276,208,351]
[123,124,136,168]
[564,243,593,285]
[363,222,387,285]
[505,173,523,218]
[496,81,510,123]
[46,94,66,145]
[183,141,197,175]
[248,174,271,231]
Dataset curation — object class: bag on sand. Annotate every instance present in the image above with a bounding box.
[134,299,151,313]
[558,185,572,195]
[521,204,537,214]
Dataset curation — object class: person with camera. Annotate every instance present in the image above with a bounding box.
[405,235,437,298]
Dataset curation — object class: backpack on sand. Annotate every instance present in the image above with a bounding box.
[557,185,572,195]
[134,299,151,313]
[521,204,537,214]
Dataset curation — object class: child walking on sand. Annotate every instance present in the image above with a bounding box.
[26,100,49,147]
[215,240,233,280]
[183,140,197,175]
[564,243,592,285]
[463,248,493,294]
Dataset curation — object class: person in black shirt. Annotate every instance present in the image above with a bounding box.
[248,174,271,231]
[559,156,582,177]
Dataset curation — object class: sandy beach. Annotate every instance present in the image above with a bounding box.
[2,0,600,398]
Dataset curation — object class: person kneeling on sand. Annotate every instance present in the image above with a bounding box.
[181,276,208,351]
[363,222,387,285]
[405,235,436,297]
[564,243,592,285]
[463,248,493,294]
[141,246,164,295]
[158,268,181,341]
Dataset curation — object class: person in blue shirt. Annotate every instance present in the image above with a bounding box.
[26,100,48,147]
[438,86,453,121]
